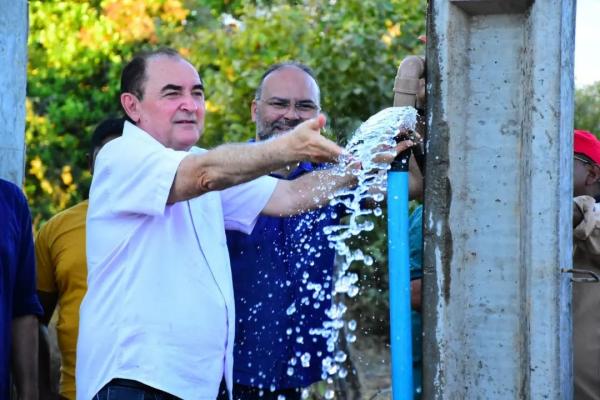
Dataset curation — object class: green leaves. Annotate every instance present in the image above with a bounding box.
[575,81,600,136]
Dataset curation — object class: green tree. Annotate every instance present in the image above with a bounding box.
[575,81,600,136]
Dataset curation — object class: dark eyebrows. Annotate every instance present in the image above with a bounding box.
[159,83,204,94]
[267,96,317,105]
[160,84,183,94]
[266,96,289,103]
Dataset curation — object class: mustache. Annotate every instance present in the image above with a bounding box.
[270,118,302,132]
[257,118,304,141]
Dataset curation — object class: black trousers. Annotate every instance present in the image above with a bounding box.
[217,381,302,400]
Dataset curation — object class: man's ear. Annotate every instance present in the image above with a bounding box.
[121,93,141,123]
[250,99,258,123]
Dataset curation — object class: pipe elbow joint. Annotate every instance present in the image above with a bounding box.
[394,56,426,108]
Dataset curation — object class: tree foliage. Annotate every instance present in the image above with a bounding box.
[575,81,600,136]
[27,0,426,227]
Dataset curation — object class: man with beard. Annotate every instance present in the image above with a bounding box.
[224,63,420,399]
[223,62,341,400]
[221,62,424,400]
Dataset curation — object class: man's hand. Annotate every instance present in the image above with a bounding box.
[279,114,343,164]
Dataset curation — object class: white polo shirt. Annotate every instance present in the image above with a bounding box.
[76,122,277,399]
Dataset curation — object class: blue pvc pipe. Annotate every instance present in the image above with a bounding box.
[387,170,413,400]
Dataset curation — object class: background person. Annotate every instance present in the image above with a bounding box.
[36,118,124,400]
[224,61,422,400]
[1,178,43,400]
[572,129,600,400]
[224,62,347,400]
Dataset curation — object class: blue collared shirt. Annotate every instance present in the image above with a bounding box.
[226,162,346,389]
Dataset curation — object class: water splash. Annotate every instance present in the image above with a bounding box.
[315,106,418,394]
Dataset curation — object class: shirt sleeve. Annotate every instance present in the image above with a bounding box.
[220,176,278,234]
[91,134,188,217]
[35,221,58,293]
[574,196,600,257]
[13,190,43,318]
[408,204,424,279]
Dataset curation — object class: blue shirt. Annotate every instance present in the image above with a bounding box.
[226,162,346,389]
[408,204,423,399]
[0,179,43,398]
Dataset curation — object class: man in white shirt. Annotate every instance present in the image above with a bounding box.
[77,49,410,400]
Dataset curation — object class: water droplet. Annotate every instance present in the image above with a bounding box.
[348,320,357,331]
[287,367,294,376]
[301,352,311,367]
[286,303,296,315]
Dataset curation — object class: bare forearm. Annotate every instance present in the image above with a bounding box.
[168,115,341,203]
[12,315,39,400]
[263,169,357,216]
[169,141,294,202]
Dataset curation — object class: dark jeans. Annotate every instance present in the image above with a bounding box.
[94,379,181,400]
[217,383,302,400]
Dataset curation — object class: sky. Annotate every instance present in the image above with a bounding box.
[575,0,600,87]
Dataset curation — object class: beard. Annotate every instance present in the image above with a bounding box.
[256,117,304,141]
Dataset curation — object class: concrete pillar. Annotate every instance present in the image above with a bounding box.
[0,0,28,185]
[422,0,575,398]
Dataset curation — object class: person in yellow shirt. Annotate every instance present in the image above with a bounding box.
[36,118,123,400]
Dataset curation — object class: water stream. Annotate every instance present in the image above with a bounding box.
[286,106,418,398]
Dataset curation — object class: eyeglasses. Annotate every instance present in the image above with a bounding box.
[259,98,320,117]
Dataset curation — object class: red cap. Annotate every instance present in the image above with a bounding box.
[574,130,600,165]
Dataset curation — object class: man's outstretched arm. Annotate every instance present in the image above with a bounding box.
[167,115,341,203]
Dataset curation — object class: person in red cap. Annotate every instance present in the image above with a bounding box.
[572,129,600,400]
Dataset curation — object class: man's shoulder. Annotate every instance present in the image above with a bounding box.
[0,178,24,200]
[39,200,88,234]
[0,179,28,216]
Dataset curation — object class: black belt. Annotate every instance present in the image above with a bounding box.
[108,379,180,399]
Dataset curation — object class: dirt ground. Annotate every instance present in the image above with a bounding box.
[344,334,392,400]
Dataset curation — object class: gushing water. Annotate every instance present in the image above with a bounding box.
[316,106,417,394]
[270,107,417,397]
